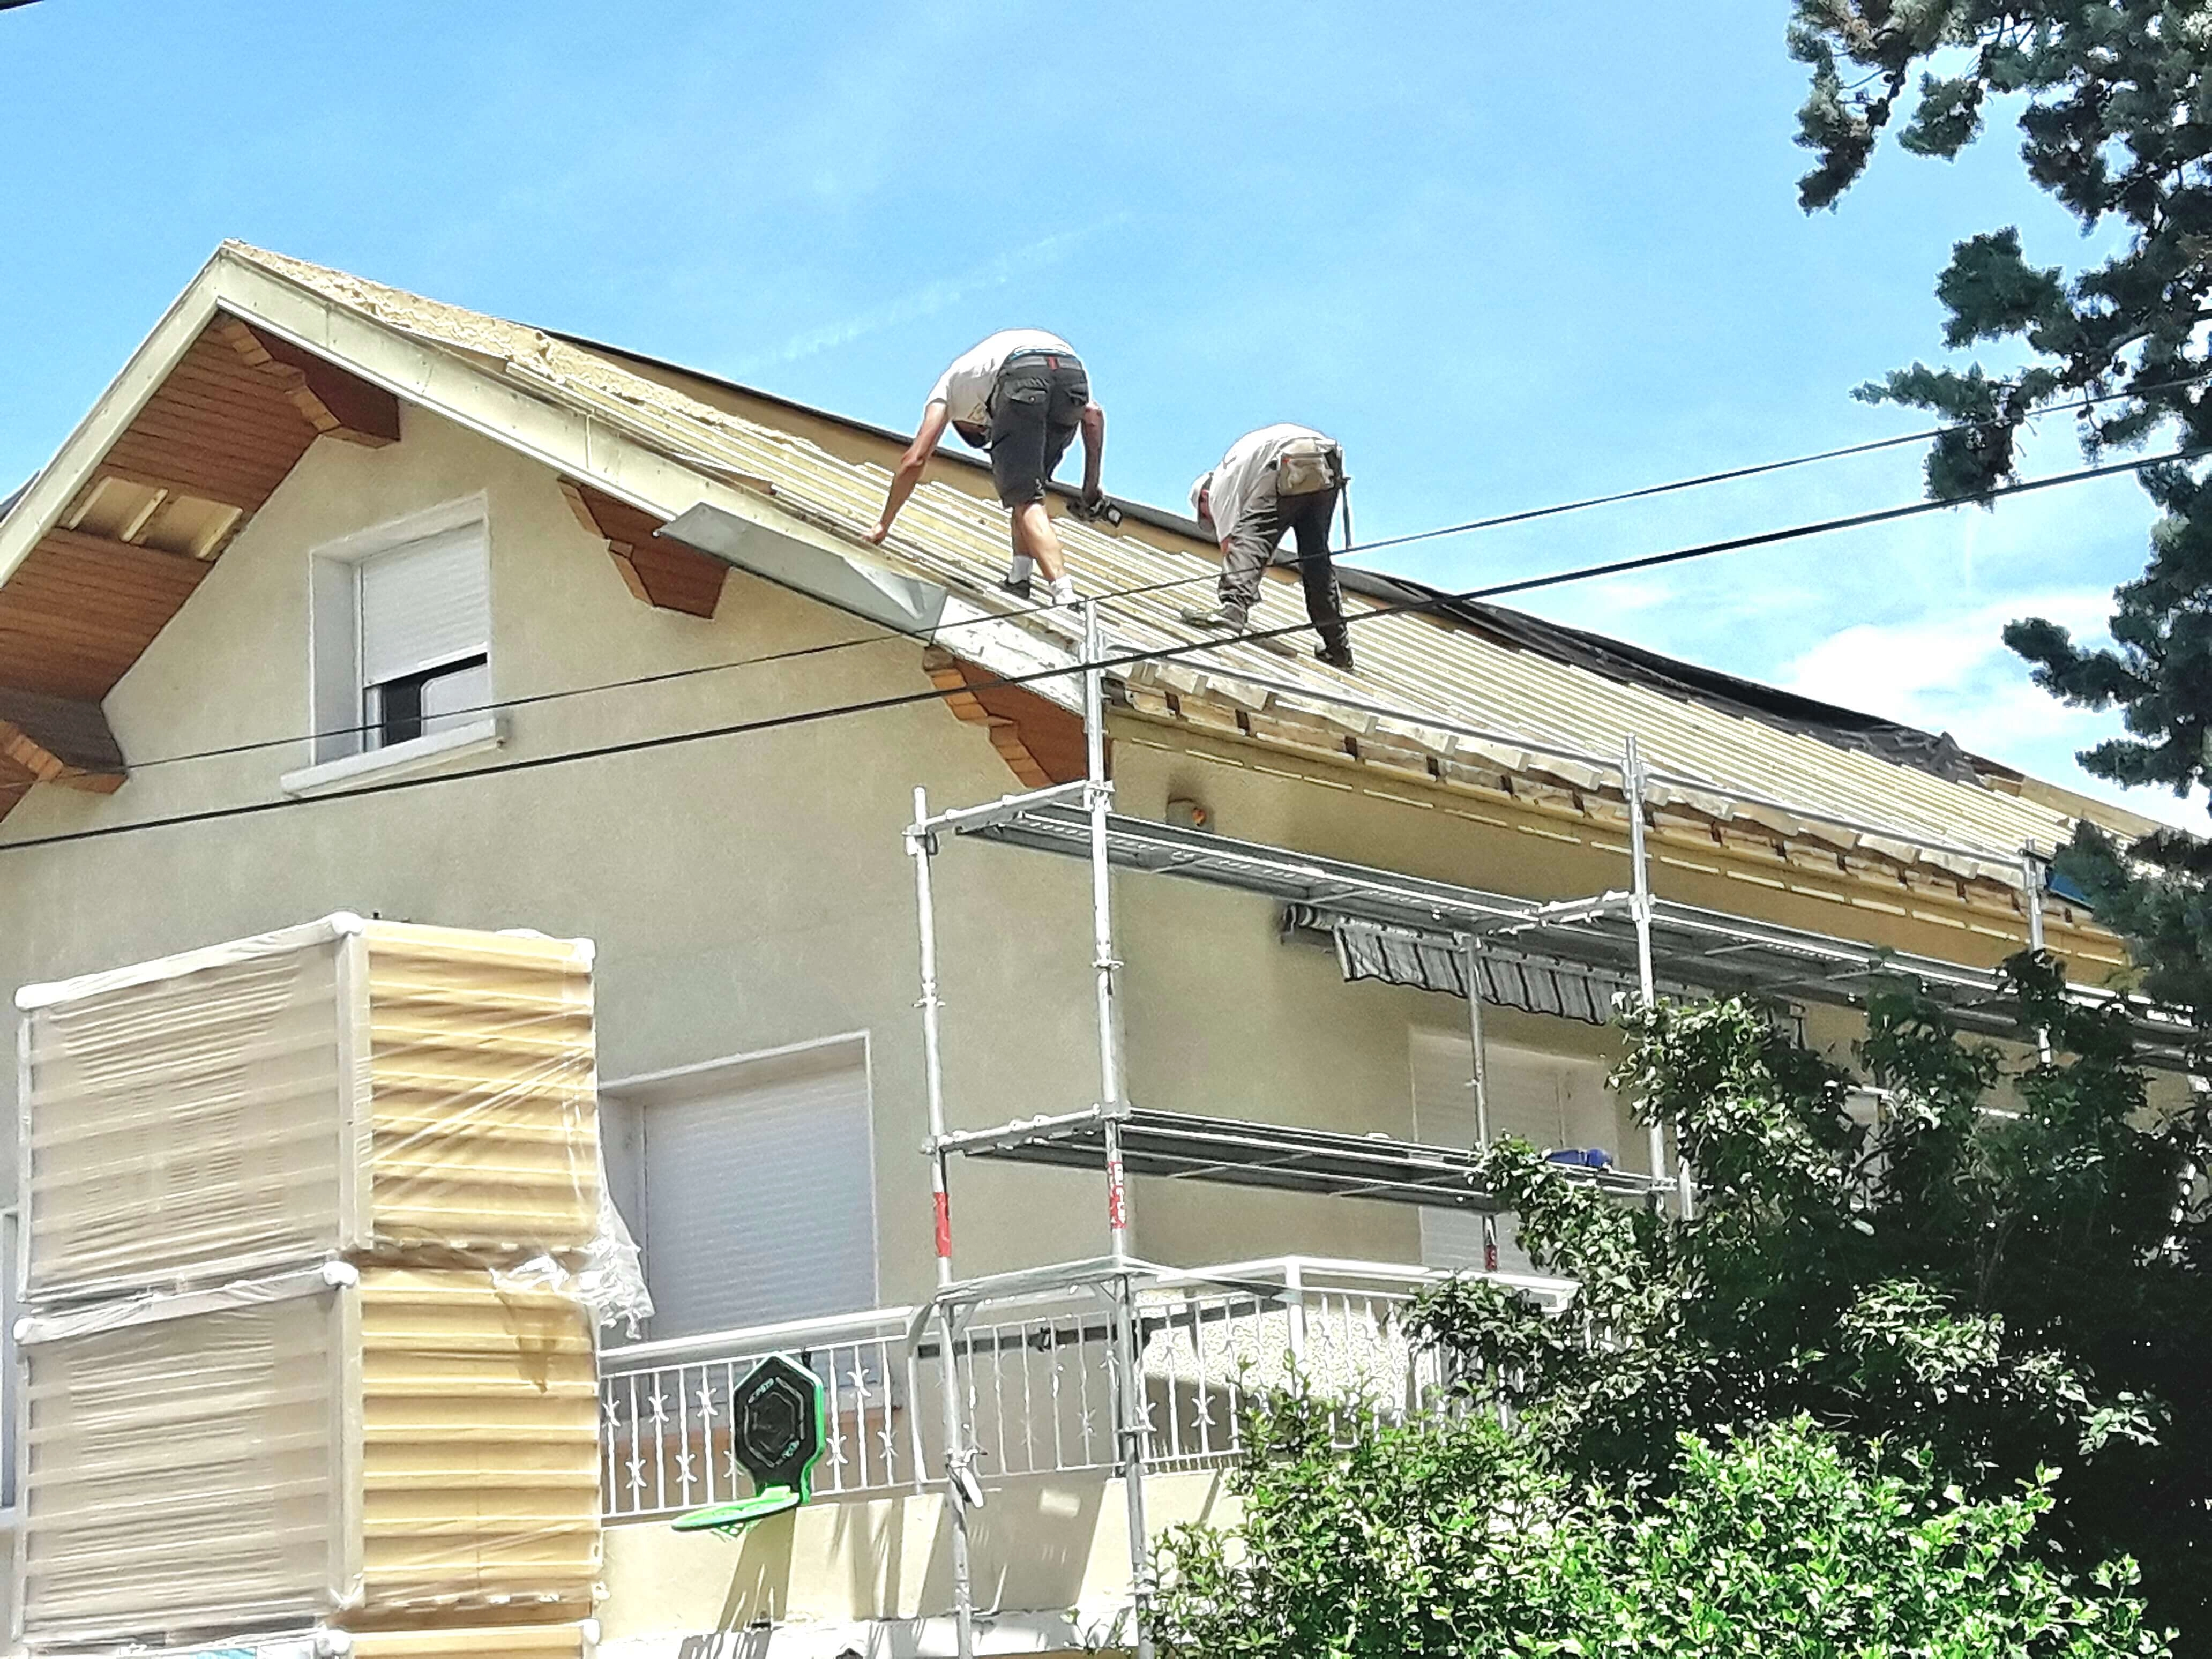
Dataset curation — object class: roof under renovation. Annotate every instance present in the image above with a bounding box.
[0,242,2158,914]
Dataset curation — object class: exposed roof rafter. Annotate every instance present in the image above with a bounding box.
[0,687,125,825]
[558,479,724,618]
[922,644,1089,787]
[215,317,400,448]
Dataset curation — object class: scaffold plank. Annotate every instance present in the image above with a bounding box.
[932,1104,1667,1210]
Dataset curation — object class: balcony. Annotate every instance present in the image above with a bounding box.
[597,1254,1560,1525]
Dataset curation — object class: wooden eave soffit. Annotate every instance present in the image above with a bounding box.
[0,687,126,794]
[923,645,1092,787]
[559,479,726,618]
[216,317,402,447]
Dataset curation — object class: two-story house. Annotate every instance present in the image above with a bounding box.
[0,244,2184,1659]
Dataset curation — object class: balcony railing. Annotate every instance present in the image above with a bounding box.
[599,1256,1568,1524]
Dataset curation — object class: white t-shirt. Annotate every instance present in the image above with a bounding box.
[927,330,1079,427]
[1193,423,1335,540]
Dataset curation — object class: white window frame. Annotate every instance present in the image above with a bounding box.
[283,494,501,796]
[600,1032,882,1340]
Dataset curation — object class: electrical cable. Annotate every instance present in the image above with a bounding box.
[116,377,2208,776]
[1340,363,2212,557]
[1,442,2191,859]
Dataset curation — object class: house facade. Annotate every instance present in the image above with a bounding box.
[0,245,2177,1657]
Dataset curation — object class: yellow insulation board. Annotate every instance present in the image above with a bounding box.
[17,915,599,1300]
[14,1267,602,1647]
[349,1623,594,1659]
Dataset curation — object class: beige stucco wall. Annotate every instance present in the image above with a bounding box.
[598,1470,1231,1641]
[0,402,2110,1306]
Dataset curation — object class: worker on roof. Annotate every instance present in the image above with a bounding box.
[868,330,1107,608]
[1186,424,1355,671]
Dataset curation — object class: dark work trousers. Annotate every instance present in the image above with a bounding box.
[985,351,1088,507]
[1221,482,1349,653]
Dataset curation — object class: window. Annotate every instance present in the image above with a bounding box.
[308,507,491,768]
[1409,1030,1622,1277]
[601,1036,878,1340]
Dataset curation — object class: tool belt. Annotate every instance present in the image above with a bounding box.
[1273,437,1346,497]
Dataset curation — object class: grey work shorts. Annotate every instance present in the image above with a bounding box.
[985,350,1088,507]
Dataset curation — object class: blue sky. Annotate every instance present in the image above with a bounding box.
[0,1,2189,825]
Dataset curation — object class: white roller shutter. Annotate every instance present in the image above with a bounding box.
[634,1041,877,1339]
[358,524,489,686]
[1409,1032,1618,1277]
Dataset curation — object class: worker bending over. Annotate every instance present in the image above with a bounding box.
[868,330,1107,606]
[1187,424,1355,671]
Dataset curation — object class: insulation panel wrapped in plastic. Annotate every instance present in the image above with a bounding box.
[13,1265,602,1648]
[16,915,599,1302]
[348,1623,596,1659]
[31,1624,598,1659]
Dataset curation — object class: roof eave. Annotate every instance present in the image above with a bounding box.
[0,245,239,591]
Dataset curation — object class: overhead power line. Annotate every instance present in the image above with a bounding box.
[119,384,2207,777]
[1,442,2192,860]
[1341,364,2212,557]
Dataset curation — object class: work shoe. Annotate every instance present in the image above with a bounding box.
[1180,604,1250,631]
[999,576,1033,602]
[1316,639,1356,672]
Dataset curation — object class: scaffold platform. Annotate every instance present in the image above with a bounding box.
[950,798,2196,1071]
[931,1102,1665,1209]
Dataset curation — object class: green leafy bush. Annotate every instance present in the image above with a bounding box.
[1156,967,2202,1653]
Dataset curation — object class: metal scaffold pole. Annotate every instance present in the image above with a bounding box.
[1622,737,1670,1193]
[1623,737,1696,1217]
[1081,600,1154,1659]
[2022,843,2054,1065]
[1458,934,1498,1272]
[908,786,976,1659]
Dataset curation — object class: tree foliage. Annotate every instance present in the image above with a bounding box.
[1155,970,2211,1652]
[1156,1411,2162,1659]
[1788,0,2212,1007]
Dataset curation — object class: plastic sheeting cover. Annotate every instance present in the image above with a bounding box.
[109,1621,594,1659]
[14,1267,602,1647]
[17,916,600,1301]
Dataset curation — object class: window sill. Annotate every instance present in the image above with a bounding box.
[279,718,503,798]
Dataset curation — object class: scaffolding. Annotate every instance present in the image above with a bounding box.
[902,601,2198,1659]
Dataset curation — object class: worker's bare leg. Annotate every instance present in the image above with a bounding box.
[1012,502,1065,582]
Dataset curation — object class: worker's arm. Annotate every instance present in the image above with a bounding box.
[868,401,954,544]
[1078,401,1107,507]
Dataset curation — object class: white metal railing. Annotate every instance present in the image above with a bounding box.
[600,1256,1563,1524]
[600,1304,919,1521]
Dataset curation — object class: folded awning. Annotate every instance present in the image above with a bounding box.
[1282,904,1803,1039]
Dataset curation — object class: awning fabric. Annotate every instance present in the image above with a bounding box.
[1281,905,1802,1039]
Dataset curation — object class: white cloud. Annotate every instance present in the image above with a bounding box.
[1778,591,2204,831]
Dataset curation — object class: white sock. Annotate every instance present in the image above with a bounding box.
[1049,576,1077,606]
[1007,555,1035,587]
